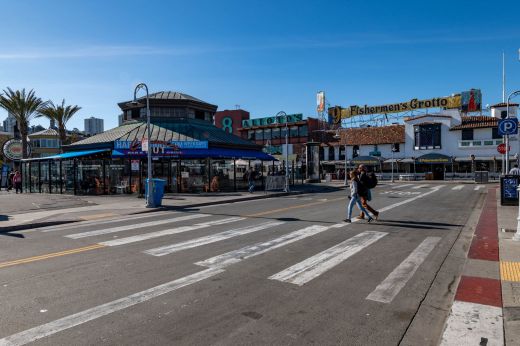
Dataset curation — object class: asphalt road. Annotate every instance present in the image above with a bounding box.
[0,182,487,345]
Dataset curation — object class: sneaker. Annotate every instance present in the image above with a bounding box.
[374,212,379,220]
[367,217,374,223]
[343,219,351,223]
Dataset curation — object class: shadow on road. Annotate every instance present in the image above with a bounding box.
[0,230,25,238]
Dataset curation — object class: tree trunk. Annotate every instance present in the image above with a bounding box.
[59,124,66,151]
[20,124,28,159]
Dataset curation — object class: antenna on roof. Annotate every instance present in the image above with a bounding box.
[235,104,240,110]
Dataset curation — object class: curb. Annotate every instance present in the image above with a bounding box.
[439,188,504,345]
[399,188,487,346]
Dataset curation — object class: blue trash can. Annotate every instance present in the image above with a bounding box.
[145,178,166,207]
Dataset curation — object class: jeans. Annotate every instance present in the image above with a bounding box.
[347,194,371,220]
[248,181,255,193]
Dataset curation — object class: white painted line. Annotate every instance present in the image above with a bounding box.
[41,211,173,232]
[392,184,413,189]
[440,301,503,346]
[100,217,245,246]
[474,185,484,191]
[196,224,338,269]
[452,185,464,190]
[143,221,285,256]
[411,184,428,189]
[377,185,444,213]
[366,236,441,303]
[0,267,224,346]
[66,214,209,239]
[269,231,387,286]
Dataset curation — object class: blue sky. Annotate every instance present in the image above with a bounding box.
[1,0,519,131]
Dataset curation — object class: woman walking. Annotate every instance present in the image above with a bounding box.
[12,170,22,194]
[345,171,373,223]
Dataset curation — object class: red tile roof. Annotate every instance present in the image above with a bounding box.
[340,125,405,145]
[450,116,497,131]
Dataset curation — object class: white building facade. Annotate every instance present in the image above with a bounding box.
[335,103,519,179]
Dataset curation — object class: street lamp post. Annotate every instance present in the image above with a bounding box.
[133,83,154,208]
[275,111,289,192]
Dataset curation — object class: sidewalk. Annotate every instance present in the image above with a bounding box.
[440,189,520,345]
[0,184,340,231]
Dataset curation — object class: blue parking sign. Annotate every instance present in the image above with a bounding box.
[498,118,518,135]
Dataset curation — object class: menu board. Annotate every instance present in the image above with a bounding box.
[501,176,519,206]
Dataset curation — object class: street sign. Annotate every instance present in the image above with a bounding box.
[497,143,511,154]
[498,118,518,135]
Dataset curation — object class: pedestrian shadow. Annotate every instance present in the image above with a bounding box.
[0,230,25,238]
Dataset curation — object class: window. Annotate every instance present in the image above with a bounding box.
[461,129,473,140]
[290,126,298,139]
[272,127,281,140]
[492,127,501,139]
[414,124,441,150]
[299,125,308,138]
[392,143,400,152]
[263,128,272,141]
[353,145,360,158]
[255,129,263,142]
[328,147,335,160]
[248,130,255,140]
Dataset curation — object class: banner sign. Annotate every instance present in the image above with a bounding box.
[113,139,208,157]
[2,139,31,160]
[114,140,208,150]
[328,89,481,123]
[317,91,325,113]
[241,114,303,128]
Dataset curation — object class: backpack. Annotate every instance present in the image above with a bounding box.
[365,172,378,189]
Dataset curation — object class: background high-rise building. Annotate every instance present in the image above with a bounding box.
[2,112,17,135]
[84,117,104,136]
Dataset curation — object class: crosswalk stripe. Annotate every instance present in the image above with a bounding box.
[377,185,443,213]
[99,217,245,247]
[0,267,224,346]
[411,184,428,189]
[269,231,387,286]
[392,184,413,189]
[366,236,441,303]
[40,211,173,232]
[65,214,209,239]
[474,185,484,191]
[143,221,285,256]
[452,185,464,190]
[196,224,338,269]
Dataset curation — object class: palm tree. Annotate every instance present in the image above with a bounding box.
[37,99,81,148]
[0,88,47,158]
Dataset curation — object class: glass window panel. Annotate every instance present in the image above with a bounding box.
[255,129,263,142]
[263,128,272,140]
[299,125,308,137]
[290,126,298,138]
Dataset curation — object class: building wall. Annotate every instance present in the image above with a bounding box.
[214,109,250,136]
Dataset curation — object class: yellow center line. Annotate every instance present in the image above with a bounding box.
[245,196,346,217]
[0,244,106,269]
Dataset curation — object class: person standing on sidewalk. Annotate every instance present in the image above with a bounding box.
[247,167,255,193]
[345,171,373,223]
[509,164,520,175]
[12,170,22,194]
[356,164,379,220]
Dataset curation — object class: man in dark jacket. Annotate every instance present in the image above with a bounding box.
[357,165,379,220]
